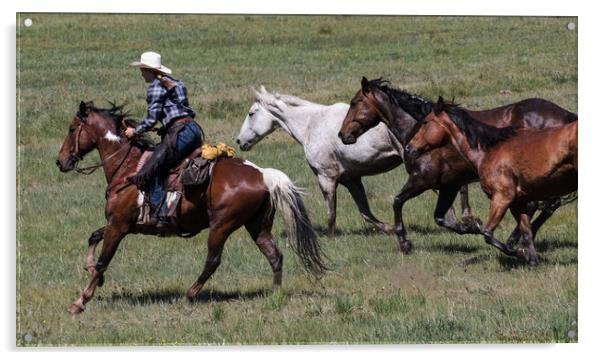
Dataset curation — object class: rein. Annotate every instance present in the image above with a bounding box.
[74,143,133,176]
[72,120,134,180]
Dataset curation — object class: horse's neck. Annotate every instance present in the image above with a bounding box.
[388,106,419,145]
[273,104,320,145]
[445,123,486,171]
[97,139,141,185]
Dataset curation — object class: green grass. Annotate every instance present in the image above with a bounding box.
[16,14,577,345]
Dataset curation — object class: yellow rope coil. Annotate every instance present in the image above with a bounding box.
[201,143,236,160]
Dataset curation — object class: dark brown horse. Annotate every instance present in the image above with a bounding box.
[338,78,577,252]
[56,101,327,314]
[406,98,577,264]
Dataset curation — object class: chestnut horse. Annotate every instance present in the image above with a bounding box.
[406,98,577,265]
[56,101,327,314]
[338,78,577,253]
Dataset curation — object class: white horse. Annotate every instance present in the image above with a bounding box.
[236,86,403,236]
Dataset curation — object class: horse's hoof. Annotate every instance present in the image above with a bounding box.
[97,274,105,288]
[472,218,484,232]
[185,290,197,302]
[399,241,413,254]
[528,255,541,267]
[516,248,530,262]
[382,224,395,234]
[68,303,85,315]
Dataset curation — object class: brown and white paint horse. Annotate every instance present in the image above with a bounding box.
[56,101,327,314]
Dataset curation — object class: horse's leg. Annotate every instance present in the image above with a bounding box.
[442,199,459,227]
[317,175,337,237]
[245,207,283,291]
[341,177,393,234]
[507,201,537,249]
[185,224,232,301]
[393,175,430,253]
[68,223,127,314]
[84,226,105,272]
[530,197,562,239]
[507,197,561,248]
[482,194,518,258]
[510,205,539,266]
[433,187,482,235]
[459,185,478,223]
[510,205,540,265]
[84,226,106,287]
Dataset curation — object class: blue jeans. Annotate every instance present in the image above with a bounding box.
[148,122,203,212]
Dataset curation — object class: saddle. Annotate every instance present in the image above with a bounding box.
[134,143,236,228]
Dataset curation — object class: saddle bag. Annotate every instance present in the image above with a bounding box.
[181,158,211,187]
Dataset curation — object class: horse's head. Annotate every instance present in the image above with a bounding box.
[56,101,101,172]
[338,77,392,145]
[406,97,450,157]
[236,86,282,151]
[56,100,127,172]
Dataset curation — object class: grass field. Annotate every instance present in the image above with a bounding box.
[16,14,577,345]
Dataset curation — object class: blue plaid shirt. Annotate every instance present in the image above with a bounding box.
[135,76,196,135]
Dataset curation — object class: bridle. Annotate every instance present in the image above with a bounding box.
[71,114,134,180]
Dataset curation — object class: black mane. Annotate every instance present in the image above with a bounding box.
[441,102,518,150]
[365,78,434,121]
[81,101,155,149]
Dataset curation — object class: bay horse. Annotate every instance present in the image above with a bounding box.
[56,101,327,314]
[236,86,473,237]
[338,77,577,253]
[406,97,577,265]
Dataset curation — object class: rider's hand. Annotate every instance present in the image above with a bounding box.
[159,76,176,90]
[124,127,136,139]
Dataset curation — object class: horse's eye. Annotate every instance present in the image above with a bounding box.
[248,112,255,117]
[69,127,75,133]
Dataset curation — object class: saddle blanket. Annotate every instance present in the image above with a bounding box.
[133,143,235,225]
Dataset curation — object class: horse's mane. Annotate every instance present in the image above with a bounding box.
[365,78,434,120]
[439,101,518,150]
[83,101,155,149]
[279,94,315,107]
[256,89,316,109]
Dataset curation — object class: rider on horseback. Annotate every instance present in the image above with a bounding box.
[125,51,203,227]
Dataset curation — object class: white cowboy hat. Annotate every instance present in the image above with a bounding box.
[130,51,172,74]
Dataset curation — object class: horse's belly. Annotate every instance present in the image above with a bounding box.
[519,167,577,201]
[339,154,403,178]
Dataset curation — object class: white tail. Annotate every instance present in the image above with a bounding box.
[244,160,327,276]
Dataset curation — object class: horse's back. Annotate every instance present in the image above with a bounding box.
[469,98,576,129]
[482,122,578,199]
[208,157,268,215]
[297,103,400,177]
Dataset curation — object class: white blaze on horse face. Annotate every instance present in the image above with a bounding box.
[104,130,121,142]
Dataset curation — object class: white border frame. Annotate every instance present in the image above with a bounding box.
[5,1,598,359]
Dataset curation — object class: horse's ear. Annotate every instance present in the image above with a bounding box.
[435,96,445,115]
[78,101,88,121]
[361,77,370,93]
[252,87,261,101]
[259,85,267,94]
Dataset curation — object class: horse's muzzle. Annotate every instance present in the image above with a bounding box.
[404,144,420,157]
[338,131,357,145]
[56,156,77,172]
[236,138,251,152]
